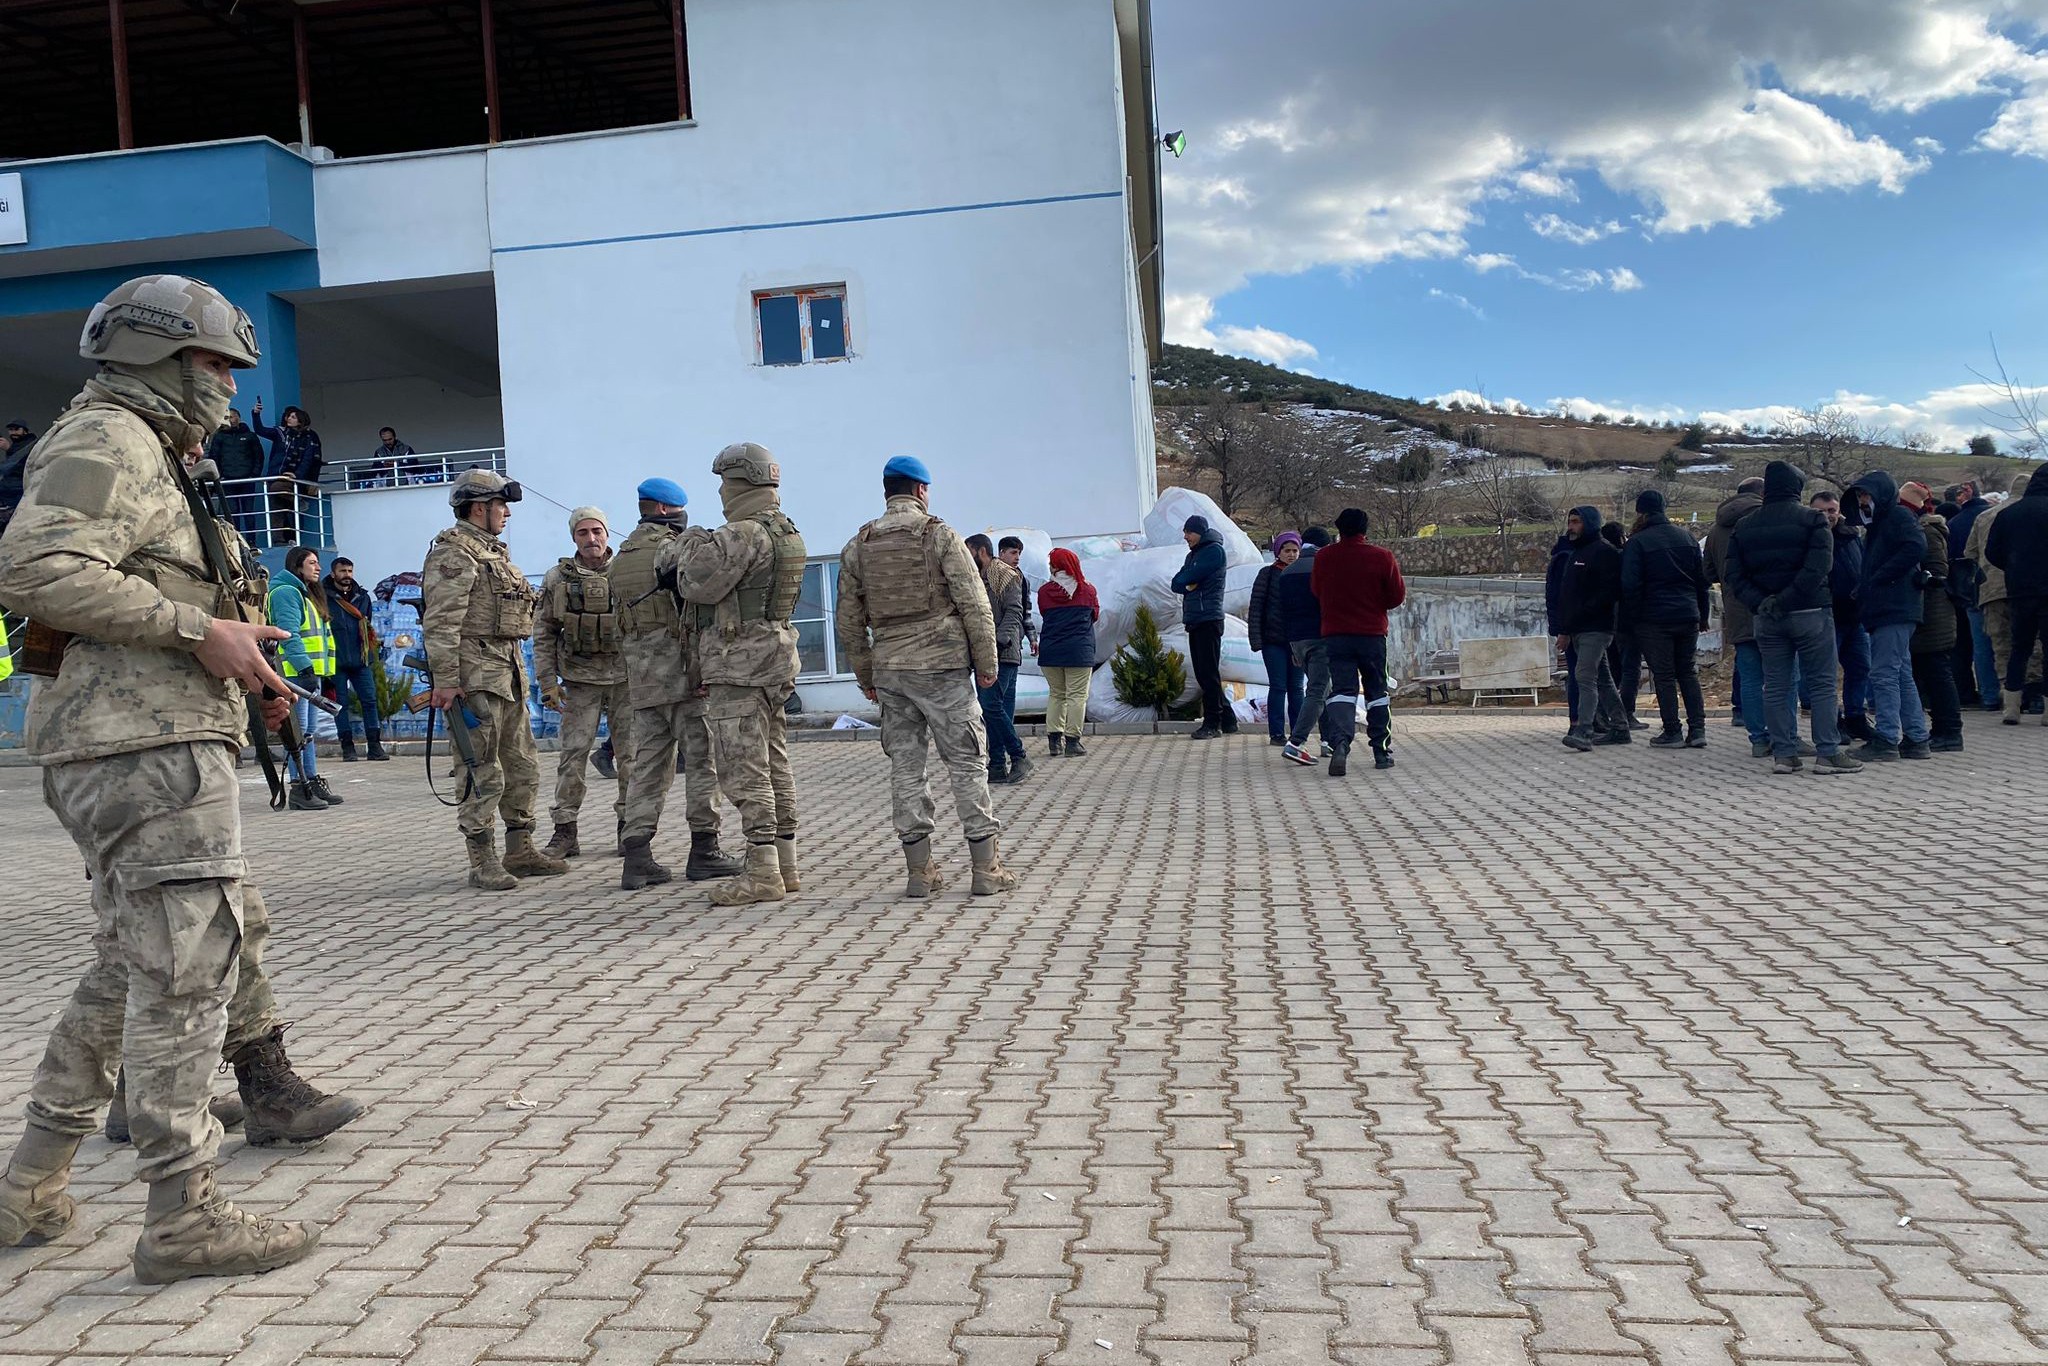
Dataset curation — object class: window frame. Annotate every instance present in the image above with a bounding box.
[791,557,853,681]
[753,284,853,367]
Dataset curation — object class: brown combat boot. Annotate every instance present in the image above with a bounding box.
[902,837,947,898]
[968,835,1018,896]
[106,1068,243,1144]
[230,1028,365,1147]
[0,1124,80,1248]
[775,837,800,893]
[466,833,518,891]
[502,828,569,877]
[542,821,580,860]
[709,843,787,908]
[620,835,671,890]
[132,1166,319,1285]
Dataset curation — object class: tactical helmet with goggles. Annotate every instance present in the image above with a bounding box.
[80,275,261,368]
[449,469,523,509]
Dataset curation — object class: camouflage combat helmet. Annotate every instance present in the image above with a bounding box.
[449,469,524,509]
[80,275,261,368]
[712,441,780,487]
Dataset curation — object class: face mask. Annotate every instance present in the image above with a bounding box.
[184,360,236,436]
[1053,571,1077,594]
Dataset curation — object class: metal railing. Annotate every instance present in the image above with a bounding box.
[326,447,507,492]
[216,477,333,550]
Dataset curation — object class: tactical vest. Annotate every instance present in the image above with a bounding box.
[612,527,679,636]
[857,514,950,624]
[551,563,620,656]
[694,512,807,632]
[431,526,536,640]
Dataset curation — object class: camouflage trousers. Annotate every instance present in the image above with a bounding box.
[455,689,540,839]
[620,698,719,841]
[704,683,798,845]
[551,681,632,826]
[874,668,1000,845]
[1983,599,2048,685]
[27,741,247,1183]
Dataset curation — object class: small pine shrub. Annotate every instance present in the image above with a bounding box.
[1111,605,1189,718]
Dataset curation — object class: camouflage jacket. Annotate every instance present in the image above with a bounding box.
[0,389,253,765]
[664,521,802,690]
[612,519,694,710]
[534,553,625,687]
[835,495,997,688]
[420,519,535,702]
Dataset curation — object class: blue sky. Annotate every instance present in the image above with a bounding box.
[1153,1,2048,449]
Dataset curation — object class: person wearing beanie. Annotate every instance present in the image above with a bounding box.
[1986,470,2048,723]
[965,532,1031,784]
[1036,548,1099,756]
[1620,488,1710,747]
[1900,485,1964,751]
[1311,507,1406,774]
[1248,532,1307,745]
[1171,512,1233,738]
[1553,505,1629,752]
[1280,526,1337,763]
[1848,470,1932,759]
[1723,461,1862,774]
[534,505,631,861]
[612,476,745,890]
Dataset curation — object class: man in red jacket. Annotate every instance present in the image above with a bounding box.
[1311,507,1408,776]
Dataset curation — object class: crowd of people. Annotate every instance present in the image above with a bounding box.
[1552,460,2047,774]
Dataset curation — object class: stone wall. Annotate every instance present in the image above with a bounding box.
[1379,530,1556,578]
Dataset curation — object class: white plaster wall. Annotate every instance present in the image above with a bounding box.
[480,0,1148,551]
[312,152,490,288]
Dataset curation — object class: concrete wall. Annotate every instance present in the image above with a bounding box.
[1385,577,1551,686]
[1382,531,1559,578]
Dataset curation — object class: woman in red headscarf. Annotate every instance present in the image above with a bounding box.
[1037,548,1100,756]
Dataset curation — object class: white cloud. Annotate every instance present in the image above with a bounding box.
[1164,294,1319,369]
[1153,1,2048,335]
[1427,288,1488,320]
[1463,255,1644,293]
[1529,213,1626,244]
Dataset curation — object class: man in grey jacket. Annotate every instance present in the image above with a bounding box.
[967,534,1031,783]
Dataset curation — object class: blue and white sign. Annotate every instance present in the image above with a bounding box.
[0,173,24,246]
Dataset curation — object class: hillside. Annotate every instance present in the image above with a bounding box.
[1150,345,2042,542]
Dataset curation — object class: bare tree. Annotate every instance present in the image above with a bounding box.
[1462,444,1556,573]
[1772,404,1888,489]
[1358,441,1444,539]
[1253,415,1374,533]
[1178,399,1267,516]
[1970,339,2048,459]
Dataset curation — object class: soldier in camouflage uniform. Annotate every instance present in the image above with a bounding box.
[836,456,1019,898]
[535,506,630,859]
[0,275,333,1282]
[421,470,568,890]
[613,478,743,890]
[666,443,806,906]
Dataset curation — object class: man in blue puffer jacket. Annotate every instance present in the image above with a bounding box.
[1850,469,1931,760]
[1171,514,1233,739]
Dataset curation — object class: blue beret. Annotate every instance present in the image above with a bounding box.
[883,454,932,484]
[636,477,688,507]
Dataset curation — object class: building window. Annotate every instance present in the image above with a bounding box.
[792,560,849,679]
[755,286,851,366]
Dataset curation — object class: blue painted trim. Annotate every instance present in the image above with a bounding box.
[0,141,314,261]
[494,189,1124,255]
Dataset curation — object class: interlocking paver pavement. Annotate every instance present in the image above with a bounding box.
[1,709,2044,1366]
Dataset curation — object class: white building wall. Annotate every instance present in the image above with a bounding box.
[325,0,1153,596]
[312,151,491,288]
[302,376,506,469]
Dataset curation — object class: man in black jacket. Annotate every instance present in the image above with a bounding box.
[1809,490,1874,741]
[1619,489,1710,746]
[1724,461,1862,775]
[205,408,270,540]
[1986,471,2048,723]
[1554,506,1628,752]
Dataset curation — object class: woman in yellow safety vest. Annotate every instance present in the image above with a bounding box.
[267,545,341,811]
